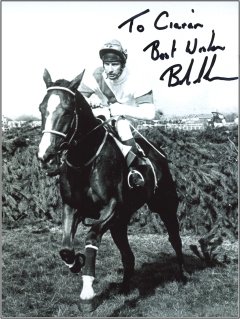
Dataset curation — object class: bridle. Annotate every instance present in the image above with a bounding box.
[42,86,79,148]
[40,85,167,172]
[41,85,109,168]
[42,85,114,145]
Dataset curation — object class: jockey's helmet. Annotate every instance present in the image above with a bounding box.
[99,40,128,65]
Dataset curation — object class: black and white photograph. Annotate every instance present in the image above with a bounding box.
[2,1,239,317]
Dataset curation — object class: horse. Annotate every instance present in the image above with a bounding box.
[37,69,187,310]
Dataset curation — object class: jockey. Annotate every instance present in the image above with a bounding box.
[79,39,156,188]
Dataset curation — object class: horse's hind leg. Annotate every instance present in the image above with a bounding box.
[160,212,188,282]
[148,194,187,282]
[110,221,135,293]
[161,212,185,271]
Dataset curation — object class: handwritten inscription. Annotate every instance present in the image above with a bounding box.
[118,9,203,33]
[118,9,238,87]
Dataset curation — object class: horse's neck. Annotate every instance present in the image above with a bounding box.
[68,127,106,168]
[79,114,99,135]
[68,98,106,167]
[76,92,99,133]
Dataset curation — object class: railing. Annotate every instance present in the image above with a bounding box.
[137,123,205,131]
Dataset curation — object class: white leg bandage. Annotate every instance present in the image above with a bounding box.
[85,244,99,251]
[80,275,96,300]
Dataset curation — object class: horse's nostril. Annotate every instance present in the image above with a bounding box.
[37,151,49,164]
[37,152,44,162]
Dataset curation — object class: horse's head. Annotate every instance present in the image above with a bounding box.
[38,69,85,171]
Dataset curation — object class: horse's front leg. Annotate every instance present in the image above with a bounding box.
[80,198,117,306]
[59,203,84,273]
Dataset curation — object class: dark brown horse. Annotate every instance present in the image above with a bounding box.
[37,69,187,310]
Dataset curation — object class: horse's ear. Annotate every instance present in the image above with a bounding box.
[43,69,52,88]
[69,69,85,91]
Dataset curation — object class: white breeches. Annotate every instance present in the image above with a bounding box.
[115,118,133,142]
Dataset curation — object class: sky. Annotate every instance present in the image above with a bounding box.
[2,1,239,119]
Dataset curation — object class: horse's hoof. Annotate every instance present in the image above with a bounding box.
[59,248,75,264]
[119,282,131,295]
[80,297,97,313]
[180,274,188,285]
[70,253,85,273]
[176,271,189,285]
[70,263,81,274]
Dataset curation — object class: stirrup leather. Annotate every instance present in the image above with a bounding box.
[136,142,146,157]
[127,169,145,189]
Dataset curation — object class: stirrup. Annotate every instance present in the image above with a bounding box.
[127,169,145,189]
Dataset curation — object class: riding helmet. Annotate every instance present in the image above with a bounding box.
[99,40,128,65]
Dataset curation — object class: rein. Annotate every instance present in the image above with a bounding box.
[73,116,115,144]
[42,85,112,169]
[42,86,111,145]
[129,123,166,159]
[42,85,167,172]
[65,130,108,169]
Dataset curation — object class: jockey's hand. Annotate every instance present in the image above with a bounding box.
[92,106,111,120]
[109,102,124,117]
[109,102,156,120]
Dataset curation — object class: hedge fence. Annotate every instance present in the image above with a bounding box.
[2,124,238,249]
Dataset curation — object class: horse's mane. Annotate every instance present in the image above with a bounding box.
[75,89,93,113]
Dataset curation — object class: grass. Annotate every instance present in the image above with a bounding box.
[2,222,238,318]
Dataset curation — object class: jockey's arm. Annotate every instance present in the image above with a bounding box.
[92,105,111,119]
[109,102,156,120]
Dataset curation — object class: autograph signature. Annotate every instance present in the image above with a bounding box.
[118,9,238,87]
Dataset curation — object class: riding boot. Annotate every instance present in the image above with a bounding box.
[123,138,146,188]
